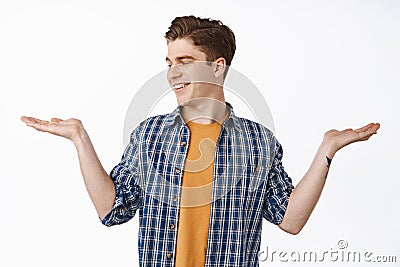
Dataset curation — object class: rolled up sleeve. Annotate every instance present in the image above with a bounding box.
[101,126,143,227]
[263,139,294,225]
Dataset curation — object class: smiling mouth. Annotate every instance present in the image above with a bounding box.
[173,82,191,92]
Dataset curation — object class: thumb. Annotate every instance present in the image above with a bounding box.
[51,118,63,123]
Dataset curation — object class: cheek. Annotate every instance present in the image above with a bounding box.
[185,63,215,83]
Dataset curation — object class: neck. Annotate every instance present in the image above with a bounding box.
[180,97,228,125]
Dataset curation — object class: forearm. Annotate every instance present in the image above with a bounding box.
[279,141,335,234]
[73,129,116,220]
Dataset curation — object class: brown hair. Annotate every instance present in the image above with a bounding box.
[165,15,236,69]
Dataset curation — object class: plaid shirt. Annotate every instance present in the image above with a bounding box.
[101,102,294,266]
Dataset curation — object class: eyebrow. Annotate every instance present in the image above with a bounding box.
[165,55,196,62]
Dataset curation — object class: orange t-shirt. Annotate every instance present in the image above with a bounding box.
[174,120,222,267]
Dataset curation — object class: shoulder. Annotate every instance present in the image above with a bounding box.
[130,111,175,138]
[234,116,284,155]
[138,113,170,128]
[235,116,276,140]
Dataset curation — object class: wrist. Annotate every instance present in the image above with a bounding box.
[71,125,88,147]
[319,140,338,159]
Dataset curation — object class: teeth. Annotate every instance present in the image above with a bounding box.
[173,83,189,89]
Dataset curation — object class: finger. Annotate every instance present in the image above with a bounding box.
[21,116,52,131]
[21,117,50,128]
[373,122,381,132]
[363,123,380,134]
[354,123,375,133]
[30,118,49,127]
[27,121,51,132]
[356,124,380,140]
[51,118,63,123]
[21,116,41,124]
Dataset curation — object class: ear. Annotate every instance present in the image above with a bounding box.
[213,57,226,78]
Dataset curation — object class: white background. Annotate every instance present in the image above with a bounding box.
[1,0,399,266]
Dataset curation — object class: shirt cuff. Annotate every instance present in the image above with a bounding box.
[99,184,126,227]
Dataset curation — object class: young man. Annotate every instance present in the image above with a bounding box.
[21,16,380,267]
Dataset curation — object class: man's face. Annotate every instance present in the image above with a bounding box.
[166,38,221,106]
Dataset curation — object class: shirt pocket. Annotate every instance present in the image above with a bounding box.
[241,163,268,194]
[249,164,268,193]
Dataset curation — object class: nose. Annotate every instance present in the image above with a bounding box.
[167,64,182,81]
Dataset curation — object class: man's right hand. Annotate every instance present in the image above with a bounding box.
[21,115,116,219]
[21,116,85,143]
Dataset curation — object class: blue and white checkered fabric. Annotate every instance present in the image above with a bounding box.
[101,102,294,266]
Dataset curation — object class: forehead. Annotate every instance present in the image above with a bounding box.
[166,38,207,61]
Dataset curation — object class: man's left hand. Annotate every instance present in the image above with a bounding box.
[323,122,380,156]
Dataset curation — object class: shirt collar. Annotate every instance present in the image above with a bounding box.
[165,101,241,131]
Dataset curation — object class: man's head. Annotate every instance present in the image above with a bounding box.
[165,16,236,106]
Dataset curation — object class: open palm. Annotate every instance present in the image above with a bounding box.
[21,116,84,141]
[324,123,380,152]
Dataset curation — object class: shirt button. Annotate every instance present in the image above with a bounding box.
[180,141,187,146]
[169,224,175,229]
[167,253,173,259]
[172,196,177,201]
[175,168,181,174]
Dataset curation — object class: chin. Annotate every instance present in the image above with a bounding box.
[177,98,191,106]
[174,93,193,106]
